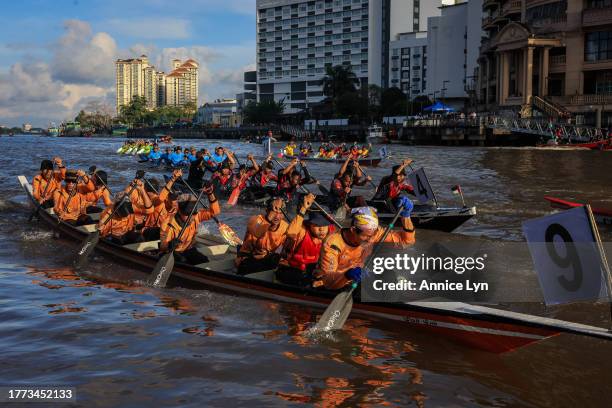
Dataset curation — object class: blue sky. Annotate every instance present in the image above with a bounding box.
[0,0,257,127]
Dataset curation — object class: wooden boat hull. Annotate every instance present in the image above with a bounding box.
[544,196,612,225]
[537,139,611,150]
[283,155,382,167]
[229,191,476,233]
[18,176,612,353]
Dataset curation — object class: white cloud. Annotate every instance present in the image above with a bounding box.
[106,17,191,40]
[51,19,117,86]
[0,19,255,126]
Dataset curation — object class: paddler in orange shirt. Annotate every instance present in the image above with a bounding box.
[235,197,293,275]
[276,193,335,287]
[159,182,220,265]
[32,157,66,209]
[53,169,97,226]
[81,168,112,214]
[314,202,415,290]
[98,178,154,245]
[141,169,182,241]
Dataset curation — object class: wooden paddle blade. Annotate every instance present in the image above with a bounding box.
[334,206,347,221]
[218,222,243,246]
[227,187,241,206]
[147,252,175,287]
[314,290,354,331]
[73,230,100,270]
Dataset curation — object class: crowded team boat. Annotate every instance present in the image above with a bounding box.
[19,149,612,353]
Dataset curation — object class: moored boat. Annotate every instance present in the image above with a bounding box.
[544,196,612,225]
[18,175,612,353]
[536,139,612,150]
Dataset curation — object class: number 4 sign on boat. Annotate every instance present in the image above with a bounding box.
[522,205,612,306]
[407,167,437,205]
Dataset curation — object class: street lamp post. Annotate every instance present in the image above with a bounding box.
[442,80,450,104]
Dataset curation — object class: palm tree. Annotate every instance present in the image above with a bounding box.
[321,65,359,100]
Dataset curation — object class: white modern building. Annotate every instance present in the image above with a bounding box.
[389,32,428,97]
[425,0,483,107]
[256,0,370,114]
[370,0,443,88]
[255,0,447,113]
[196,99,241,127]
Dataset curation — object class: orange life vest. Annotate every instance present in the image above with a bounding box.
[32,174,62,203]
[53,188,91,221]
[99,207,136,238]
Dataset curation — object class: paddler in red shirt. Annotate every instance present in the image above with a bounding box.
[276,193,335,287]
[372,159,416,211]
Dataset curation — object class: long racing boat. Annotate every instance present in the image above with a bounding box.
[18,175,612,353]
[282,154,383,167]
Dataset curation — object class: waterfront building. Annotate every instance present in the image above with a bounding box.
[478,0,612,126]
[115,56,198,113]
[156,71,166,107]
[115,55,151,114]
[389,32,428,97]
[426,0,483,108]
[196,99,241,127]
[237,70,257,116]
[255,0,449,114]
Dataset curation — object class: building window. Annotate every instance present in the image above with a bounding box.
[587,0,612,8]
[585,31,612,62]
[525,1,567,24]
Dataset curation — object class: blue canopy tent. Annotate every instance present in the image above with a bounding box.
[423,101,455,113]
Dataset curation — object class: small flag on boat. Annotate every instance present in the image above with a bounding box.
[451,185,466,207]
[378,146,388,159]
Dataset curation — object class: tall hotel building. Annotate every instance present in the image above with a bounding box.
[256,0,444,113]
[115,56,199,114]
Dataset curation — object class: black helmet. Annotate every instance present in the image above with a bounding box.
[40,160,53,171]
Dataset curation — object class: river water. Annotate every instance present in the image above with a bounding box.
[1,135,611,407]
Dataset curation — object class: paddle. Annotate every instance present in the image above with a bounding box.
[299,162,330,196]
[88,166,112,196]
[29,168,54,222]
[73,171,144,270]
[57,174,84,225]
[353,160,378,190]
[313,205,404,332]
[274,159,342,229]
[178,178,242,246]
[227,153,253,207]
[146,187,207,288]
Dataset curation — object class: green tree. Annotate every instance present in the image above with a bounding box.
[322,64,360,116]
[322,65,359,100]
[381,87,408,116]
[336,91,368,119]
[367,84,383,121]
[243,99,285,124]
[119,96,148,126]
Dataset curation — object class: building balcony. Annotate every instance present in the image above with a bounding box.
[482,16,495,29]
[530,15,567,33]
[582,7,612,27]
[501,0,521,17]
[483,0,499,11]
[550,94,612,106]
[549,54,566,72]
